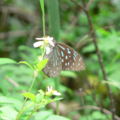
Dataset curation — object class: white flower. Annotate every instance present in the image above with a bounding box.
[46,86,61,96]
[33,36,55,48]
[47,86,53,92]
[33,41,44,48]
[53,90,61,96]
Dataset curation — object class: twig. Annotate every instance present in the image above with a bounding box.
[86,0,94,10]
[71,0,116,119]
[6,76,20,88]
[75,34,92,50]
[49,102,120,120]
[81,0,116,119]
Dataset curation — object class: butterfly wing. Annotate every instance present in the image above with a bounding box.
[43,46,62,77]
[57,43,85,71]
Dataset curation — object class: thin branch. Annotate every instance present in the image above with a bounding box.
[71,0,84,11]
[6,77,20,88]
[86,0,94,10]
[75,34,92,50]
[81,1,116,119]
[49,102,120,120]
[71,0,116,119]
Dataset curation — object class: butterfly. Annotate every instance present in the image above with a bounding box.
[33,36,85,77]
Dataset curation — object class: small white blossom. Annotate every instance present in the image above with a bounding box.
[53,90,61,96]
[46,86,61,96]
[46,36,54,47]
[33,41,44,48]
[47,86,53,92]
[34,36,55,48]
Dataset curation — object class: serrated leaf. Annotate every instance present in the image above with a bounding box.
[22,92,36,102]
[36,90,45,103]
[36,59,48,71]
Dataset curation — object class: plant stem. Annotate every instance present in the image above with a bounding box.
[15,75,37,120]
[39,0,46,36]
[42,7,45,36]
[56,101,59,115]
[26,105,38,120]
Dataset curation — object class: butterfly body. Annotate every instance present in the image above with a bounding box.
[41,38,85,77]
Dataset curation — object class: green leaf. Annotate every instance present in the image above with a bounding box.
[0,96,22,110]
[91,111,109,120]
[22,92,36,102]
[36,90,45,103]
[34,110,53,120]
[47,97,63,104]
[103,81,120,89]
[39,0,46,35]
[19,61,34,70]
[36,59,48,71]
[39,0,45,14]
[47,115,70,120]
[61,71,77,78]
[0,58,16,65]
[0,105,17,120]
[46,0,60,40]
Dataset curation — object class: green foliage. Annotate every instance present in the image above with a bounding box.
[0,96,22,120]
[46,0,60,40]
[0,105,18,120]
[0,0,120,119]
[80,111,111,120]
[15,88,62,120]
[83,28,120,92]
[61,71,77,78]
[46,115,70,120]
[33,111,70,120]
[39,0,46,36]
[35,59,48,72]
[0,58,16,65]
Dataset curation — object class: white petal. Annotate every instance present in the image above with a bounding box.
[33,41,44,48]
[47,86,53,92]
[35,37,45,40]
[35,36,55,47]
[48,38,54,46]
[53,91,61,96]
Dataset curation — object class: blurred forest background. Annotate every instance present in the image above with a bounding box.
[0,0,120,120]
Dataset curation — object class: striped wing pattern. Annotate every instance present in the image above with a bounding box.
[57,43,85,71]
[43,42,85,77]
[43,46,62,77]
